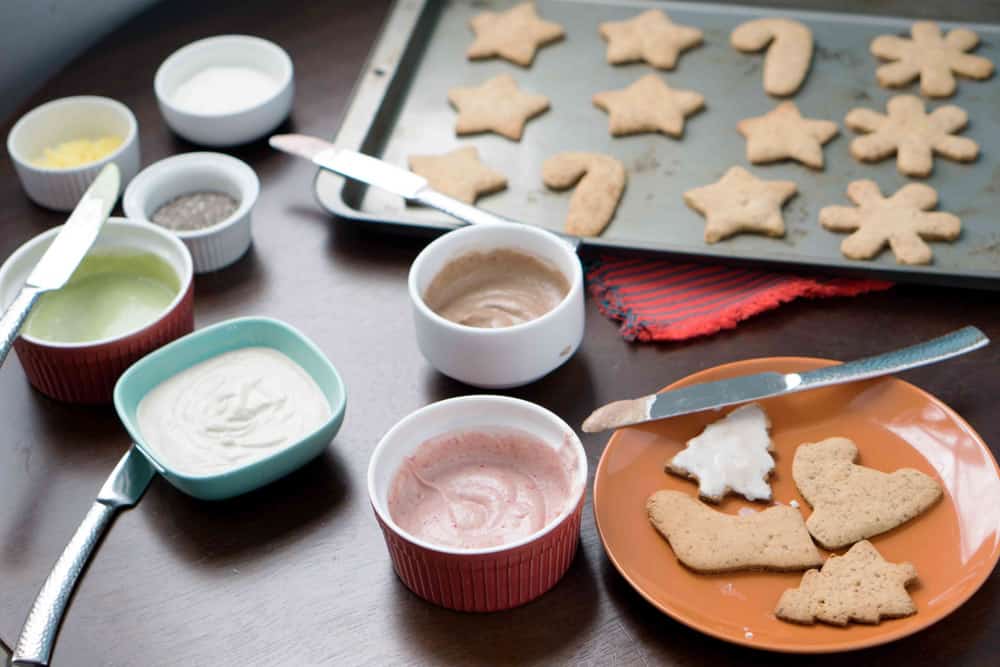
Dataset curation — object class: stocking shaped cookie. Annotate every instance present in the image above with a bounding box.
[792,437,942,549]
[845,95,978,177]
[647,490,823,573]
[871,21,994,98]
[820,181,961,265]
[776,540,918,626]
[667,403,775,502]
[542,152,626,237]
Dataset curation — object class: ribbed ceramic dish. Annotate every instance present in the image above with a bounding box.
[0,219,194,404]
[6,96,140,211]
[368,395,587,611]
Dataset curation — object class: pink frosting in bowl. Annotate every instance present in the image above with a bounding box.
[368,395,587,611]
[388,428,577,550]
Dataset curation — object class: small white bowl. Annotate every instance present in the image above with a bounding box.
[6,96,140,211]
[154,35,294,147]
[408,224,585,389]
[123,152,259,273]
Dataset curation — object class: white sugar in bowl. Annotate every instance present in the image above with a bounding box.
[154,35,294,147]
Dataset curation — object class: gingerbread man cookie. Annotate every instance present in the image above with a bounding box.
[871,21,994,98]
[845,95,978,178]
[820,181,961,265]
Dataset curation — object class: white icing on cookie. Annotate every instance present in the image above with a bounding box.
[668,403,775,501]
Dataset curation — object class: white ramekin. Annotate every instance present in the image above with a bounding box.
[368,395,587,611]
[0,218,194,404]
[122,152,259,273]
[6,96,140,211]
[154,35,294,147]
[408,224,585,389]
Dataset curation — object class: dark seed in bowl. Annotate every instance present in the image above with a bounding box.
[152,191,239,231]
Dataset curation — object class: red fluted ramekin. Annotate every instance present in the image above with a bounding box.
[0,218,194,404]
[368,395,588,612]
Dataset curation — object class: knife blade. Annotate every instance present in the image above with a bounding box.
[0,163,120,368]
[270,133,427,199]
[269,133,582,247]
[12,446,154,667]
[582,326,989,433]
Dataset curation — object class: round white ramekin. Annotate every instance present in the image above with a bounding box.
[154,35,294,147]
[368,395,587,612]
[6,96,140,211]
[0,218,194,404]
[408,224,585,389]
[123,152,259,273]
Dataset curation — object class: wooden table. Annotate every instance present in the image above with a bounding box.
[1,1,998,664]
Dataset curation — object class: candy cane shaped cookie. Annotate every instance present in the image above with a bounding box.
[731,18,814,96]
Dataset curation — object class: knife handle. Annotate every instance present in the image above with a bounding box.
[0,287,42,369]
[797,325,989,390]
[12,502,116,667]
[412,189,582,250]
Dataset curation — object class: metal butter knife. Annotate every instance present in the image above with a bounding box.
[12,446,155,667]
[582,326,989,433]
[268,133,581,249]
[0,163,120,368]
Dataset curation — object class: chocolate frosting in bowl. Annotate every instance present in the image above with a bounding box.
[423,248,569,328]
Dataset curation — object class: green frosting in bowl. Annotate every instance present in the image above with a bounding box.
[24,251,179,343]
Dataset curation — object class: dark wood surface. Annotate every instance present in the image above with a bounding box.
[1,1,999,665]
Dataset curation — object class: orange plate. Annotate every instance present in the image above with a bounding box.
[593,357,1000,653]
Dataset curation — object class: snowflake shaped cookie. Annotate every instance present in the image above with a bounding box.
[846,95,978,177]
[871,21,994,98]
[820,180,961,265]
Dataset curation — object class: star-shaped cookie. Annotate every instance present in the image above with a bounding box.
[845,95,978,178]
[737,102,838,169]
[592,74,704,137]
[871,21,994,98]
[408,147,507,204]
[820,180,961,265]
[776,540,918,626]
[467,2,565,67]
[448,75,550,141]
[683,166,797,243]
[599,9,703,69]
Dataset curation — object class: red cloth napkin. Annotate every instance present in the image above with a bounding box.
[586,254,893,342]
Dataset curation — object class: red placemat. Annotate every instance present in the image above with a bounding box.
[586,255,893,342]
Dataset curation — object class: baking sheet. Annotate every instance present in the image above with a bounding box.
[316,0,1000,288]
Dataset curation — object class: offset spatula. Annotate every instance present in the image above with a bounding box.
[268,133,581,248]
[582,326,989,433]
[0,163,120,367]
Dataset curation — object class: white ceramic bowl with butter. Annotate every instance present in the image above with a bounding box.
[154,34,294,147]
[123,152,259,273]
[6,96,140,211]
[408,224,585,389]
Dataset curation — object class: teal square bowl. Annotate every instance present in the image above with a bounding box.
[114,317,347,500]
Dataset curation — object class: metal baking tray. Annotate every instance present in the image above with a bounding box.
[316,0,1000,288]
